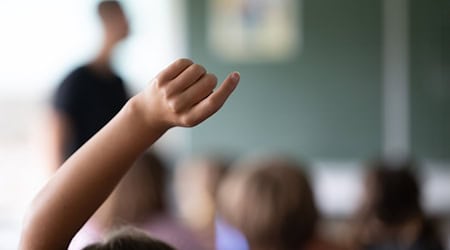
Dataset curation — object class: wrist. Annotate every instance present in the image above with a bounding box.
[126,94,171,135]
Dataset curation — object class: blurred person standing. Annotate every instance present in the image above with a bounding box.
[47,0,129,171]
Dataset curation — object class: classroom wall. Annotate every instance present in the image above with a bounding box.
[186,0,382,161]
[410,0,450,160]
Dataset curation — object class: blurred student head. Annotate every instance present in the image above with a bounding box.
[97,0,129,44]
[363,161,422,225]
[98,151,168,228]
[353,160,444,250]
[217,156,318,250]
[82,227,174,250]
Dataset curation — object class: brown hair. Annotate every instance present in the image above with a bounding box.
[218,157,318,249]
[364,161,422,225]
[353,161,445,249]
[82,227,175,250]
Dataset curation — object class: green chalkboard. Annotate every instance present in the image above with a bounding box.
[410,0,450,160]
[186,0,382,161]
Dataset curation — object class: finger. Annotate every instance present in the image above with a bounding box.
[166,64,207,96]
[181,72,240,126]
[156,58,193,82]
[174,73,218,112]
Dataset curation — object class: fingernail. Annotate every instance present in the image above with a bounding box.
[231,71,240,82]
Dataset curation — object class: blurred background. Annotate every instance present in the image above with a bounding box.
[0,0,449,249]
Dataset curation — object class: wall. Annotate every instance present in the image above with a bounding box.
[186,0,382,161]
[410,0,450,160]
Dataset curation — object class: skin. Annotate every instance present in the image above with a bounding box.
[19,58,240,250]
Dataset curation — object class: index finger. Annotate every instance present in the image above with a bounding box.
[184,72,240,126]
[156,58,194,82]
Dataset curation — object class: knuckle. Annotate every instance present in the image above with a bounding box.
[168,99,181,113]
[205,74,218,88]
[167,100,176,111]
[180,115,198,127]
[176,58,193,67]
[153,78,164,90]
[160,87,170,99]
[191,64,206,75]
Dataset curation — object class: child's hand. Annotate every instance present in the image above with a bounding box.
[134,58,240,131]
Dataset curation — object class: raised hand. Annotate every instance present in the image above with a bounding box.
[135,58,240,131]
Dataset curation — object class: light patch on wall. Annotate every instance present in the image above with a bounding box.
[208,0,301,62]
[0,0,99,98]
[0,0,186,98]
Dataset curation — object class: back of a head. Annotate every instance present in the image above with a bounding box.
[218,157,318,249]
[82,227,175,250]
[365,161,422,226]
[108,151,168,225]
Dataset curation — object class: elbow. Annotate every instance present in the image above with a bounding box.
[19,205,40,250]
[18,195,67,250]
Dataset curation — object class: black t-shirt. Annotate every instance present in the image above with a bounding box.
[53,65,129,160]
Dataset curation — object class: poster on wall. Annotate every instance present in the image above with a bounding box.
[208,0,301,62]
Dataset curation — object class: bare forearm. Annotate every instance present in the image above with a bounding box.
[20,94,165,250]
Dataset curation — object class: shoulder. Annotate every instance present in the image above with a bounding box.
[56,65,95,93]
[112,71,124,83]
[52,65,90,109]
[57,65,90,90]
[63,65,93,83]
[65,65,91,81]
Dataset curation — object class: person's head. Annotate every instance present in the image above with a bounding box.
[174,155,229,231]
[97,0,129,44]
[99,151,168,227]
[218,156,318,249]
[82,227,175,250]
[363,160,422,226]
